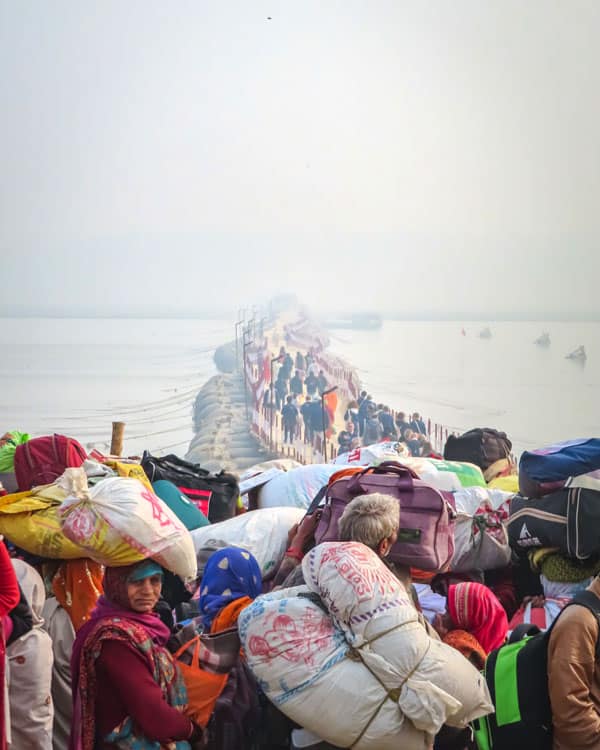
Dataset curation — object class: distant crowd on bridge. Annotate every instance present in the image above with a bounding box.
[263,347,441,459]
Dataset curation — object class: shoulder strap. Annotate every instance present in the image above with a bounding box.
[509,623,542,643]
[552,589,600,657]
[305,484,328,515]
[571,589,600,615]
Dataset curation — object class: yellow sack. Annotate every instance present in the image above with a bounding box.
[103,460,153,492]
[488,474,519,493]
[0,485,88,559]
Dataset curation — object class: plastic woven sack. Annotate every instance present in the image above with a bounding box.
[190,507,304,576]
[58,469,197,578]
[257,464,351,510]
[0,484,86,559]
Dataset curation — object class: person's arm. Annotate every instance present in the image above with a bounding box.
[98,640,195,743]
[0,540,20,618]
[548,608,600,748]
[272,512,321,588]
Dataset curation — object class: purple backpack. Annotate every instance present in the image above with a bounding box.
[314,461,456,572]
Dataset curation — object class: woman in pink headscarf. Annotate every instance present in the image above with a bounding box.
[434,581,508,656]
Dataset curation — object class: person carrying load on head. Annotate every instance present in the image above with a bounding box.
[69,559,203,750]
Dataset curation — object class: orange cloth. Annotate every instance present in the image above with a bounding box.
[177,596,254,728]
[52,559,104,631]
[323,391,338,438]
[443,629,487,670]
[174,639,228,728]
[210,596,253,634]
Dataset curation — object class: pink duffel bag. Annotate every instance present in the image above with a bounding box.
[314,461,456,571]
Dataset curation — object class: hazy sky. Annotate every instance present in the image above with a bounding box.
[1,1,599,317]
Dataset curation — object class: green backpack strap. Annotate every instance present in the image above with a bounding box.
[473,714,492,750]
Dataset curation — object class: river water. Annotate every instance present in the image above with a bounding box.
[328,320,600,455]
[0,317,597,460]
[0,318,232,457]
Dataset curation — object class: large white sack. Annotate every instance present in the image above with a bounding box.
[257,464,350,510]
[58,469,197,579]
[239,458,302,481]
[241,543,492,749]
[305,544,492,731]
[190,507,305,577]
[333,442,410,467]
[332,449,462,492]
[451,487,512,572]
[240,589,428,750]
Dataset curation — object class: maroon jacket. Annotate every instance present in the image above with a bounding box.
[94,640,192,748]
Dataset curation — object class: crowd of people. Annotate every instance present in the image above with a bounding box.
[263,347,333,447]
[0,466,595,749]
[340,391,440,458]
[265,348,441,459]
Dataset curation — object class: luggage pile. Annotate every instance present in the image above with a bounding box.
[0,432,248,582]
[240,542,493,749]
[505,439,600,622]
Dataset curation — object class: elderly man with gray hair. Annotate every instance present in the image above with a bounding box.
[286,492,439,750]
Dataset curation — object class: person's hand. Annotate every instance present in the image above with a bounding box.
[286,522,299,548]
[291,510,322,552]
[522,595,545,608]
[432,612,452,639]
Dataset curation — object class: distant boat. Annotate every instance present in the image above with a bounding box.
[566,345,586,362]
[479,327,492,339]
[534,332,551,347]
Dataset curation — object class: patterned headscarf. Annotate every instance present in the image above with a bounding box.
[447,582,508,654]
[199,547,262,629]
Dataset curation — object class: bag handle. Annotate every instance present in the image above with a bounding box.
[346,461,417,495]
[370,461,420,478]
[173,634,201,667]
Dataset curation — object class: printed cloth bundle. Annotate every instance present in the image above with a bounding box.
[240,542,492,749]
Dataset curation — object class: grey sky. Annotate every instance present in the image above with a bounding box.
[1,1,599,317]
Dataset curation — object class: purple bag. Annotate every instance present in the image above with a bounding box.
[314,461,456,571]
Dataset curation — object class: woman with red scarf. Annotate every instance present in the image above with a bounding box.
[69,560,202,750]
[0,539,20,750]
[433,581,508,657]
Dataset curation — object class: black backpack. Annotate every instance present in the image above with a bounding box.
[206,659,263,750]
[141,451,239,523]
[473,589,600,750]
[443,428,512,471]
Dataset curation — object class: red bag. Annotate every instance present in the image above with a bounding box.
[14,434,87,491]
[314,461,456,572]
